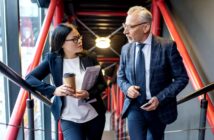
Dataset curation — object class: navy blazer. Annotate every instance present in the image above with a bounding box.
[117,35,189,124]
[26,51,107,121]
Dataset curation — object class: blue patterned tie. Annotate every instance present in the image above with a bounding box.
[135,43,146,105]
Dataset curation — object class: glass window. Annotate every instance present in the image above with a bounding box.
[19,0,40,75]
[0,0,6,139]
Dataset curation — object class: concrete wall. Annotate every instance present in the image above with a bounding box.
[163,0,214,139]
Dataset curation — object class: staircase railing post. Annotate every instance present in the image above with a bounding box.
[198,95,208,140]
[27,93,35,140]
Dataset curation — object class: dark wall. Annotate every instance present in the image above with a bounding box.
[163,0,214,139]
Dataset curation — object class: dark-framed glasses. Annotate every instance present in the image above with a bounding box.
[122,22,148,30]
[65,35,82,44]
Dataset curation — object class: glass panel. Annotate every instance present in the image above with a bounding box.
[0,0,6,139]
[19,0,43,139]
[19,0,40,75]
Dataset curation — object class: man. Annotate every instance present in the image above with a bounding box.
[117,6,189,140]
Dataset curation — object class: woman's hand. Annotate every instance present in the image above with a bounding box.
[53,85,75,96]
[75,89,89,100]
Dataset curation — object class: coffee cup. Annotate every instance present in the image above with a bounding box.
[63,73,76,93]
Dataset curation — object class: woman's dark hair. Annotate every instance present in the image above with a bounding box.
[50,23,87,70]
[50,24,73,56]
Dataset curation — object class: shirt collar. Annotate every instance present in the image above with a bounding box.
[136,33,152,46]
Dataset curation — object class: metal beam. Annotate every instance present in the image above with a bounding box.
[97,57,119,62]
[76,11,127,17]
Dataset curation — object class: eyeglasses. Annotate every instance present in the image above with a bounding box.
[122,22,148,30]
[65,35,82,44]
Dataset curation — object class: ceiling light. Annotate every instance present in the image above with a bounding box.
[102,69,105,76]
[95,37,111,48]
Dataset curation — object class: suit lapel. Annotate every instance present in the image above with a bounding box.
[53,55,63,86]
[80,55,93,69]
[150,36,160,81]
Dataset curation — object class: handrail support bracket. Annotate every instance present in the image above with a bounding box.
[198,98,208,140]
[27,93,35,140]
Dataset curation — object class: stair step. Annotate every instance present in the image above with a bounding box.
[104,112,112,131]
[102,130,115,140]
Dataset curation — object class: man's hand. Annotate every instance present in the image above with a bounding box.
[127,86,141,99]
[142,96,159,111]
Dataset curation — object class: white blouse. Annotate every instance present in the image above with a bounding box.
[61,57,98,123]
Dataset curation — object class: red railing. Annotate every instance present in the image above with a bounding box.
[154,0,214,133]
[4,0,58,139]
[110,84,125,140]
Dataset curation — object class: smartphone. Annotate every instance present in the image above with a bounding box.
[140,102,152,109]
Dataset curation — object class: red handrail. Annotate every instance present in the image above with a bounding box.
[151,0,162,35]
[110,84,125,140]
[54,0,64,27]
[111,84,118,114]
[4,0,58,139]
[156,0,214,133]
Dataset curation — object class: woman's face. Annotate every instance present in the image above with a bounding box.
[63,28,83,58]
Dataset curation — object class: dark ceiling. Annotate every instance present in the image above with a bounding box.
[63,0,152,77]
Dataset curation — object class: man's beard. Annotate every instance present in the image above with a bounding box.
[127,36,134,43]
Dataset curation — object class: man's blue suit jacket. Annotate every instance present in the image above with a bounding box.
[117,35,189,124]
[26,51,107,121]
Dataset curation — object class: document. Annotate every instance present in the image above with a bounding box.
[81,65,101,90]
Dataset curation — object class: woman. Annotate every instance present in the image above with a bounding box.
[25,23,106,140]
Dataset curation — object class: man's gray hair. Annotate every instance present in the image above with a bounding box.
[127,6,152,23]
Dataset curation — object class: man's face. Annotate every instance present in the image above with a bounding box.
[123,14,150,43]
